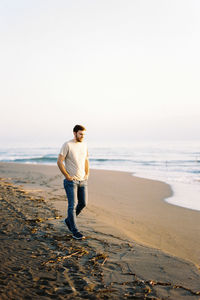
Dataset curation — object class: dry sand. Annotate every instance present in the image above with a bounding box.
[0,162,200,299]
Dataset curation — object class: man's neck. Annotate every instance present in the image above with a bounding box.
[74,138,82,143]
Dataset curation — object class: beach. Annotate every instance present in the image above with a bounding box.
[0,162,200,299]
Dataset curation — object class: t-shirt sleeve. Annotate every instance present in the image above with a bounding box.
[59,142,69,158]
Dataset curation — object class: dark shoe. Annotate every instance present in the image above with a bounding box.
[72,231,85,240]
[64,218,72,232]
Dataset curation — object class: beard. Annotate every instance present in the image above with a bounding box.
[75,133,83,142]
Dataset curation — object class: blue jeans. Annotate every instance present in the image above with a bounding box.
[63,179,88,233]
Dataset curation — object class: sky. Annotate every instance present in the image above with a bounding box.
[0,0,200,146]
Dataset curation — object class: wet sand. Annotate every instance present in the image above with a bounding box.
[0,162,200,299]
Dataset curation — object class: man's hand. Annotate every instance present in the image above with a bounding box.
[65,175,74,181]
[84,174,89,180]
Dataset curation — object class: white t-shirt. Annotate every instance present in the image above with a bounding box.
[59,139,88,181]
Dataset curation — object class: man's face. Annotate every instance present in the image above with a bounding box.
[74,130,85,142]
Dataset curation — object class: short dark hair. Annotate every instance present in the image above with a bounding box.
[73,124,86,133]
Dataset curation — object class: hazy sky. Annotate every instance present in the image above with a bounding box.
[0,0,200,145]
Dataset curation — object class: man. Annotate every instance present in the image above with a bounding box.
[57,125,89,240]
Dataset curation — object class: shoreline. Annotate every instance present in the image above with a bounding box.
[1,159,200,212]
[0,162,200,299]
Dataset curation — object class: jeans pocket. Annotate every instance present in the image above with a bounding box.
[81,179,88,186]
[64,179,74,187]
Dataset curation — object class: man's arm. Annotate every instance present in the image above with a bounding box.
[57,154,74,181]
[84,154,89,179]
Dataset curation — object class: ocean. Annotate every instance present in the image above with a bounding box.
[0,140,200,212]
